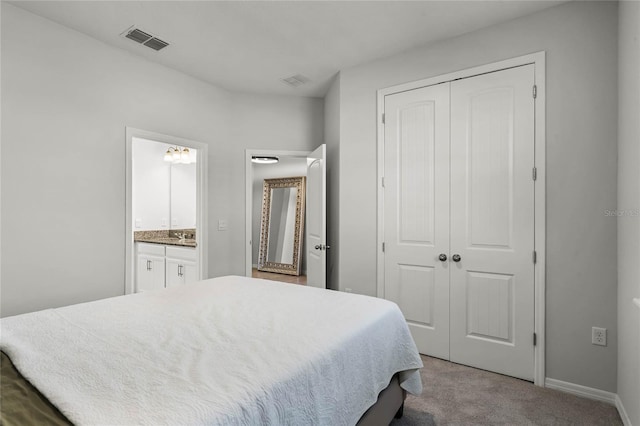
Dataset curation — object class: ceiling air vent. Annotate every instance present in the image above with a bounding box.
[121,26,169,51]
[144,37,169,51]
[125,28,152,44]
[281,74,310,88]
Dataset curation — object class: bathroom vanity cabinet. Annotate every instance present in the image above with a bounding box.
[135,242,198,292]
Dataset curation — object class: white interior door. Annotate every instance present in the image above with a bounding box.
[306,144,326,288]
[383,83,451,359]
[449,65,535,380]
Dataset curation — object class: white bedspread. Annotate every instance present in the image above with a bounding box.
[1,276,422,425]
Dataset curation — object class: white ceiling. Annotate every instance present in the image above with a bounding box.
[11,1,566,98]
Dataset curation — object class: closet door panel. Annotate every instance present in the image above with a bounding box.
[383,82,450,359]
[467,87,514,248]
[449,65,535,381]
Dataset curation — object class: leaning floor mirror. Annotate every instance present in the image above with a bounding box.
[258,176,306,276]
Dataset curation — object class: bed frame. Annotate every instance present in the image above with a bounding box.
[358,374,406,425]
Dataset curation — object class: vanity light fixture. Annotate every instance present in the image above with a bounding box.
[251,156,279,164]
[164,146,194,164]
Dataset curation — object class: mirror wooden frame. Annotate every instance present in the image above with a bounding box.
[258,176,306,276]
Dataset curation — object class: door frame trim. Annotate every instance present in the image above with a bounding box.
[125,127,209,295]
[375,52,546,386]
[244,149,311,278]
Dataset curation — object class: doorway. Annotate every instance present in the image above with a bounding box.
[125,127,208,295]
[245,146,327,288]
[377,53,546,384]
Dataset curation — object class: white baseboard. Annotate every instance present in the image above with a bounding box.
[545,378,631,425]
[615,394,632,426]
[545,378,616,404]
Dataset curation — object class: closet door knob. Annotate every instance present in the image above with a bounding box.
[438,254,447,261]
[452,254,461,262]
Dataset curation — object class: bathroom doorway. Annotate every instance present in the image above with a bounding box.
[125,128,208,294]
[246,150,309,285]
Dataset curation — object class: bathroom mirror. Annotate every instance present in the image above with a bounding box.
[258,176,306,275]
[132,138,196,231]
[169,159,196,229]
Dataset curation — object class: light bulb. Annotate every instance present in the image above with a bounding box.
[164,149,173,162]
[251,156,279,164]
[181,148,190,163]
[172,147,181,161]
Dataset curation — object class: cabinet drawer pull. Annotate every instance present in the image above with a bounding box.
[147,260,151,271]
[178,265,183,277]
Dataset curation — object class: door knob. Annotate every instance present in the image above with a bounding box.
[315,245,322,250]
[452,254,461,262]
[438,254,447,261]
[325,245,331,250]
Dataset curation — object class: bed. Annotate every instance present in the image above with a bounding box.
[0,275,422,425]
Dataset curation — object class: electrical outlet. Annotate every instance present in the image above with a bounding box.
[592,327,607,346]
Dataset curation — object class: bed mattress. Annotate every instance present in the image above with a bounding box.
[0,276,422,425]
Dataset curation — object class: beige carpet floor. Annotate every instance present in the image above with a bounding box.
[390,355,622,425]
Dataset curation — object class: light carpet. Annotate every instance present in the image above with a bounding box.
[391,355,622,425]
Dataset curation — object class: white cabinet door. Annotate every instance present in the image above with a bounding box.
[383,82,451,360]
[136,254,165,292]
[166,258,197,287]
[165,246,198,287]
[183,262,198,285]
[449,65,535,381]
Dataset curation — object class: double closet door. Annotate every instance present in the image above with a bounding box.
[383,65,535,381]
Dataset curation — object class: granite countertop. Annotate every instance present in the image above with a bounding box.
[134,229,197,248]
[134,236,197,248]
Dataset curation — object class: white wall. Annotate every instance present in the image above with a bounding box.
[336,1,619,393]
[0,3,323,317]
[324,75,340,290]
[0,3,227,316]
[617,1,640,424]
[251,158,308,268]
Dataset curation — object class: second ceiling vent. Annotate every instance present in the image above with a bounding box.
[280,74,310,88]
[122,26,169,51]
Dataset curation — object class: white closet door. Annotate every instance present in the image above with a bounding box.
[383,83,450,359]
[449,65,535,380]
